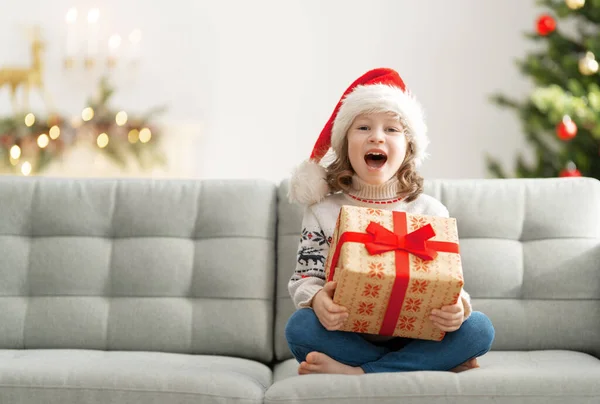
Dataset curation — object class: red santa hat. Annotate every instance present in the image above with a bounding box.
[288,67,428,205]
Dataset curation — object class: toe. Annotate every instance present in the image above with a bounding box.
[298,362,313,374]
[306,351,320,364]
[467,358,480,368]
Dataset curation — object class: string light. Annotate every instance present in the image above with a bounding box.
[49,125,60,139]
[566,0,585,10]
[97,133,109,148]
[128,129,139,143]
[24,113,35,127]
[37,134,49,148]
[10,145,21,159]
[82,107,95,121]
[139,127,152,143]
[21,162,32,176]
[578,51,598,75]
[115,111,128,126]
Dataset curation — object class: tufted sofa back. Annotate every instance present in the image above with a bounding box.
[0,177,277,363]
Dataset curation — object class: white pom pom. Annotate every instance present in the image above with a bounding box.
[288,159,329,205]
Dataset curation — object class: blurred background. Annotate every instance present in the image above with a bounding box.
[0,0,598,183]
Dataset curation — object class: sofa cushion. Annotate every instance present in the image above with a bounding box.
[0,177,277,363]
[267,351,600,404]
[0,349,271,404]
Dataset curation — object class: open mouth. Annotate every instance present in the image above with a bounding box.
[364,151,387,169]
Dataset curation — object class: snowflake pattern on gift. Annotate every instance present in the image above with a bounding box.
[404,298,423,312]
[451,253,462,267]
[409,216,429,231]
[352,320,370,333]
[357,301,375,316]
[362,283,382,298]
[398,316,416,331]
[413,257,432,272]
[368,262,385,279]
[366,208,384,217]
[410,279,430,294]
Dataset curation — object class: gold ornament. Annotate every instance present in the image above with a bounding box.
[579,52,598,75]
[0,27,52,113]
[565,0,585,10]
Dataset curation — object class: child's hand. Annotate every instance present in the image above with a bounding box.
[430,297,464,332]
[311,282,349,331]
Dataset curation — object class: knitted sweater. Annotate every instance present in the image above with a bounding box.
[288,175,473,325]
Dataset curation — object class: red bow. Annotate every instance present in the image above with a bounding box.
[363,222,438,261]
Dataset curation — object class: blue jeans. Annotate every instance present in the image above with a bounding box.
[285,308,495,373]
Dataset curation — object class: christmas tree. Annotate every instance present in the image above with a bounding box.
[488,0,600,179]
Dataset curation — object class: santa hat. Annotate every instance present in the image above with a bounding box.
[288,67,428,205]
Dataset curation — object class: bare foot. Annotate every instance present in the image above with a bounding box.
[450,358,480,373]
[298,352,365,375]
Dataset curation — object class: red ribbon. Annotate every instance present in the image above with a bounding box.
[327,211,459,336]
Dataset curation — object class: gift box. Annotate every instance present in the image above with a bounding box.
[324,205,464,341]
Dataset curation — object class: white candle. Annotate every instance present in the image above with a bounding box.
[65,8,78,57]
[107,34,121,67]
[129,29,142,64]
[108,34,121,56]
[87,8,100,57]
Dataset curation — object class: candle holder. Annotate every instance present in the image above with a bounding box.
[84,58,96,69]
[64,57,74,69]
[63,8,141,72]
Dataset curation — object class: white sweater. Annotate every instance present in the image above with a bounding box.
[288,175,472,321]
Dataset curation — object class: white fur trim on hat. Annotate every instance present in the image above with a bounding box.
[288,159,329,205]
[331,84,429,166]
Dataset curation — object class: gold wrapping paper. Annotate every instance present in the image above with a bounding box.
[324,205,464,341]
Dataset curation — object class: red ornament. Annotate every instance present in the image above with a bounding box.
[559,161,582,178]
[537,14,556,36]
[556,118,577,140]
[559,168,581,177]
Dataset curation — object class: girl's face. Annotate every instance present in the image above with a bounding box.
[347,112,408,185]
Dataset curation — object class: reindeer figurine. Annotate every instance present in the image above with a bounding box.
[0,27,51,113]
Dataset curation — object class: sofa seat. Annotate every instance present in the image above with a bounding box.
[0,350,271,404]
[267,351,600,404]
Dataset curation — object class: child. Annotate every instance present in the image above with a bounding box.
[285,67,495,375]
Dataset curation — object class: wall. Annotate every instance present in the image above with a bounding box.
[0,0,539,182]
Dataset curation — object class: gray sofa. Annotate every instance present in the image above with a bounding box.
[0,175,598,404]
